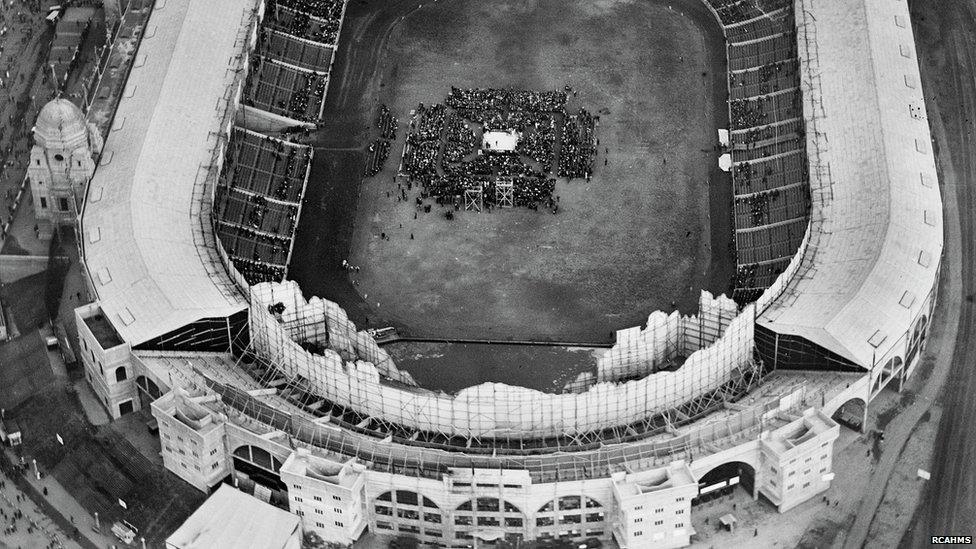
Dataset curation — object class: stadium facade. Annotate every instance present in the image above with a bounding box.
[67,0,941,547]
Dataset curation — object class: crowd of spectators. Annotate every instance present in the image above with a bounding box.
[394,88,601,215]
[378,104,397,140]
[364,139,391,177]
[445,86,567,113]
[557,108,596,179]
[267,0,344,44]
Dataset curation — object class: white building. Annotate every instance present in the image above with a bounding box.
[757,409,839,512]
[28,98,100,238]
[280,449,368,545]
[151,388,231,492]
[610,462,698,549]
[75,303,137,419]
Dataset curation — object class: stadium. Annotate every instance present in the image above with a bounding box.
[64,0,941,547]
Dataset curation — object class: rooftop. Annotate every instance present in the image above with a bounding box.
[280,449,360,488]
[165,484,300,549]
[80,0,253,346]
[614,461,697,498]
[758,0,942,367]
[83,313,124,349]
[763,409,838,454]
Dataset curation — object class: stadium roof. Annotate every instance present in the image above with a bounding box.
[81,0,253,345]
[165,484,300,549]
[758,0,943,368]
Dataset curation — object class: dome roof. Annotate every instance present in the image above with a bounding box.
[34,98,89,150]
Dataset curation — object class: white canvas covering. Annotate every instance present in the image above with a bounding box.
[758,0,943,367]
[482,130,520,152]
[80,0,254,345]
[166,484,300,549]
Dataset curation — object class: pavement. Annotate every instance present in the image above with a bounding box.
[0,0,61,253]
[0,467,82,549]
[900,0,976,543]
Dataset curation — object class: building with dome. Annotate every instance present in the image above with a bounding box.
[28,97,102,238]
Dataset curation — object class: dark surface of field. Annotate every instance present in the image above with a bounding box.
[290,0,731,339]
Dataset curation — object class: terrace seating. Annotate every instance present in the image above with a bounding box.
[713,1,812,301]
[214,128,313,285]
[264,2,344,46]
[243,55,327,123]
[257,26,334,73]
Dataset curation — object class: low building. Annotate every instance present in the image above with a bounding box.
[610,462,698,549]
[280,449,368,545]
[757,409,840,512]
[166,484,301,549]
[75,303,138,419]
[151,388,231,492]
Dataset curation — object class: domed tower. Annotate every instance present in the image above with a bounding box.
[28,98,102,238]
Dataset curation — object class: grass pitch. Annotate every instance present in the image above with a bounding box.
[334,0,732,342]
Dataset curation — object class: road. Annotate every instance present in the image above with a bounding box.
[900,0,976,544]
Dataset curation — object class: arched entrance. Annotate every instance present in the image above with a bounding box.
[831,397,866,431]
[693,461,755,506]
[135,375,163,409]
[231,444,288,507]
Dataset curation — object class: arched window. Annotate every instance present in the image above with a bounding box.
[54,154,64,162]
[115,367,127,382]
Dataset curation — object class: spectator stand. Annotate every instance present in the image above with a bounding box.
[213,127,313,285]
[706,0,811,303]
[256,25,335,74]
[242,53,329,124]
[263,0,347,47]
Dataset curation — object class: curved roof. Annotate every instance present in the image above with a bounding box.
[757,0,943,367]
[80,0,253,345]
[34,98,88,149]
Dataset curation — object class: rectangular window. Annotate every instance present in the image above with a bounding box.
[315,509,323,515]
[210,449,217,456]
[335,521,343,527]
[316,522,324,528]
[654,520,663,526]
[675,509,684,515]
[634,518,643,523]
[634,531,643,536]
[58,197,69,212]
[333,495,341,501]
[293,484,302,490]
[294,496,303,502]
[40,197,47,209]
[803,482,811,488]
[334,508,342,514]
[313,496,322,502]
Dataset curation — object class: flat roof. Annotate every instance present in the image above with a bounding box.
[83,313,123,349]
[81,0,252,345]
[166,484,300,549]
[758,0,942,367]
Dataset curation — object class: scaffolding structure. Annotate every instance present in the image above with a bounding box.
[463,183,483,212]
[495,178,514,208]
[154,351,811,483]
[246,281,761,442]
